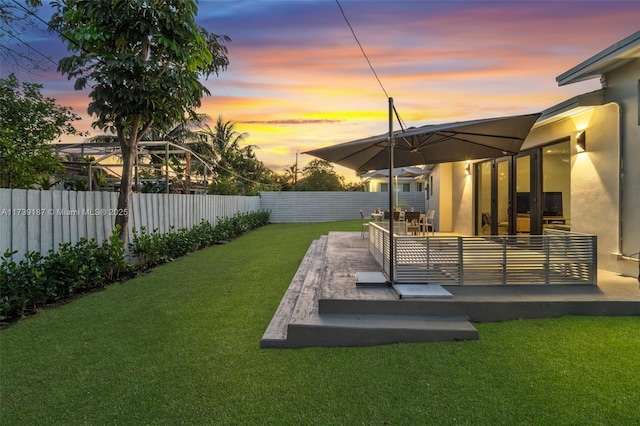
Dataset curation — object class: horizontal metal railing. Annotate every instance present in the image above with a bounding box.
[368,222,597,285]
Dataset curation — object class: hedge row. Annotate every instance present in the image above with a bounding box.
[129,211,270,269]
[0,210,270,322]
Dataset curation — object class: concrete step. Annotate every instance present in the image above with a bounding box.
[260,236,327,348]
[318,297,470,317]
[286,314,478,348]
[262,233,479,349]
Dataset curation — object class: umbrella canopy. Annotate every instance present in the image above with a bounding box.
[304,113,541,172]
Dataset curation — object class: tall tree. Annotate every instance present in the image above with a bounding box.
[197,116,279,195]
[49,0,229,238]
[202,115,249,175]
[0,74,83,188]
[296,159,345,191]
[0,0,48,72]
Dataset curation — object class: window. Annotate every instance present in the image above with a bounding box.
[417,182,423,192]
[401,183,410,192]
[380,183,388,192]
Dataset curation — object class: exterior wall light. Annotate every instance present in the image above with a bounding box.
[576,131,586,153]
[465,161,471,176]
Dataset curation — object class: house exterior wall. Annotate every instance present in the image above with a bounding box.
[437,163,453,232]
[526,103,621,272]
[451,161,474,235]
[604,59,640,277]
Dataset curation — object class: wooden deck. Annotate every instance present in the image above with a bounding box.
[261,232,640,349]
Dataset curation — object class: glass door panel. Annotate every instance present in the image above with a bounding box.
[515,155,531,234]
[496,159,510,235]
[476,161,492,235]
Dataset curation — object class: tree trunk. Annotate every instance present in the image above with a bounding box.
[185,151,191,194]
[115,140,136,241]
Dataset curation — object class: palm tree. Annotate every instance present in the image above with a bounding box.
[199,115,249,175]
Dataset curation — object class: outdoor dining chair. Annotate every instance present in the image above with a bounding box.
[404,211,422,235]
[359,210,368,238]
[424,209,436,235]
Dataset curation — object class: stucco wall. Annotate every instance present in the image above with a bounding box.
[523,103,622,272]
[604,60,640,277]
[451,161,473,235]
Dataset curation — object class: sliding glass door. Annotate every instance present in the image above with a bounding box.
[515,154,533,234]
[477,161,492,234]
[475,139,571,236]
[475,158,511,235]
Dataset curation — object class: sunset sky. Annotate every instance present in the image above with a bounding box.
[3,1,639,181]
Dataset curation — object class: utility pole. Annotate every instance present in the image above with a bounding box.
[294,150,299,185]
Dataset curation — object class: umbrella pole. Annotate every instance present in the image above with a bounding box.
[388,97,395,284]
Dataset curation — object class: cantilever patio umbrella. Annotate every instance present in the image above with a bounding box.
[304,98,540,283]
[305,112,541,172]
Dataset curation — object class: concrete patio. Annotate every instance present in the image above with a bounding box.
[261,232,640,349]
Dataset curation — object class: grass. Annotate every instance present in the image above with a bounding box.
[1,220,639,425]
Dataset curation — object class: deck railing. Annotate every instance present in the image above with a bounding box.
[368,222,597,285]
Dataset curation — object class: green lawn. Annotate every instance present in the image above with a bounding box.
[1,221,639,425]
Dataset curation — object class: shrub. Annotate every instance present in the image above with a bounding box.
[0,226,131,321]
[0,211,270,323]
[129,210,270,269]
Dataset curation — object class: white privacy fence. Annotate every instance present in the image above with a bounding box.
[259,191,428,223]
[0,189,260,260]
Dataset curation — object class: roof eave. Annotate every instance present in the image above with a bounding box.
[556,31,640,86]
[534,89,606,127]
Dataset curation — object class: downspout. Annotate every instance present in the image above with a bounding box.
[388,97,395,284]
[615,101,624,260]
[611,101,639,283]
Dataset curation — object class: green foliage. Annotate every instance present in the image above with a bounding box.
[0,226,131,321]
[201,116,275,195]
[277,159,362,191]
[50,0,229,133]
[0,1,44,70]
[296,159,345,191]
[208,175,241,195]
[0,74,83,188]
[49,0,230,236]
[0,211,270,323]
[129,211,270,269]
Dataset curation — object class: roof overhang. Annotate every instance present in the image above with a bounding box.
[556,31,640,86]
[534,89,606,127]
